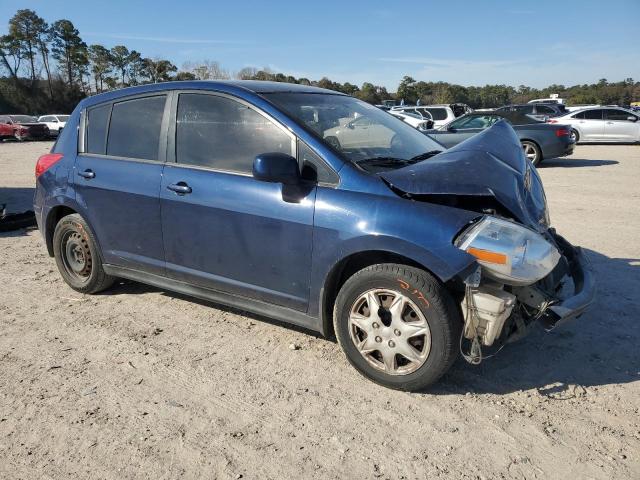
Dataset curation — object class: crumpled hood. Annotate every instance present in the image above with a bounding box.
[380,120,549,231]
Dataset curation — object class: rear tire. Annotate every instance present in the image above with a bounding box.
[570,129,580,143]
[52,213,114,294]
[521,140,542,166]
[333,263,461,391]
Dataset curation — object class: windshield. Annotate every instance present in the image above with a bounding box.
[58,115,70,122]
[264,93,443,171]
[10,115,37,123]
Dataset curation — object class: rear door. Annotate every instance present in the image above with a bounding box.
[603,109,640,141]
[160,91,316,311]
[75,94,169,275]
[573,109,605,140]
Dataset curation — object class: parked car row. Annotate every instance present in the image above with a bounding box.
[389,99,639,153]
[0,114,68,142]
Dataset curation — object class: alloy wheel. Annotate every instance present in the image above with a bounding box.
[523,143,538,162]
[348,289,431,375]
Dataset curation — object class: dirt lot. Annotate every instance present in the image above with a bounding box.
[1,141,639,480]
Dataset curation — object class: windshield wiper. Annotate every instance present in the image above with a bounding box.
[355,157,413,167]
[409,150,443,162]
[356,151,443,169]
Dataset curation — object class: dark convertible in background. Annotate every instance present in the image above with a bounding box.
[425,111,574,165]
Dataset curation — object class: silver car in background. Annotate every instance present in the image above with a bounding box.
[548,107,640,143]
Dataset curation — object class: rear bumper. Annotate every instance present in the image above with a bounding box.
[538,233,596,330]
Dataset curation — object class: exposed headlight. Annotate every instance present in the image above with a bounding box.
[455,216,561,286]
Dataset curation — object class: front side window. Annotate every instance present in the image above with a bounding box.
[86,104,111,154]
[604,109,636,121]
[106,95,166,160]
[176,93,293,173]
[58,115,70,122]
[264,92,444,172]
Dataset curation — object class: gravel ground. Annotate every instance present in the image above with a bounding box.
[1,141,639,479]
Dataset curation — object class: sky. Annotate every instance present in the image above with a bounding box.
[2,0,639,90]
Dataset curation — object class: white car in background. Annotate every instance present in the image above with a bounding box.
[37,114,69,136]
[548,106,639,143]
[389,111,434,131]
[391,104,471,128]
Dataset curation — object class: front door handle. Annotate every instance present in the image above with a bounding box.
[167,182,192,195]
[78,169,95,179]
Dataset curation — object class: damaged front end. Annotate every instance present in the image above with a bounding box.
[455,217,596,364]
[379,121,596,363]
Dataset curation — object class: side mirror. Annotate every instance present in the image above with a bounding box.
[627,116,637,122]
[253,152,300,185]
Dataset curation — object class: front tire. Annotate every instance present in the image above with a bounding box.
[333,264,461,391]
[521,140,542,166]
[52,213,114,294]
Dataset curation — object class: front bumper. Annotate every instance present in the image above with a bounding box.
[537,233,596,330]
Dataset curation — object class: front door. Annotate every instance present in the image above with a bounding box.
[603,109,640,141]
[75,94,169,276]
[160,92,315,311]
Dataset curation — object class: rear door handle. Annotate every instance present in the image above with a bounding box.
[78,169,95,179]
[167,182,192,195]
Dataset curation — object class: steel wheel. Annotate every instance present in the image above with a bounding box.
[60,230,93,283]
[348,288,431,376]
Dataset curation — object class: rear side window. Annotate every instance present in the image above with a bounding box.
[86,104,111,154]
[106,95,166,160]
[535,105,556,114]
[176,93,293,173]
[424,108,447,120]
[575,109,603,120]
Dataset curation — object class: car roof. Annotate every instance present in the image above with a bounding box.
[563,106,633,115]
[79,80,343,109]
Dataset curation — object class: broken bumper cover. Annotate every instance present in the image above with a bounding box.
[538,234,596,330]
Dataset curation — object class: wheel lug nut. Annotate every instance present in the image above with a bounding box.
[388,340,395,348]
[375,336,382,343]
[394,329,401,336]
[372,322,379,329]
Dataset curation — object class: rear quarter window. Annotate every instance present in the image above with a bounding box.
[424,108,447,121]
[86,104,111,154]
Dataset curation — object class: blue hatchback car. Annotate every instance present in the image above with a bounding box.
[34,81,595,391]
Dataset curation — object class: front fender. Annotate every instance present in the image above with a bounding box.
[308,187,478,317]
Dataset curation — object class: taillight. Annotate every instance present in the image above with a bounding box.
[547,119,558,123]
[35,153,63,178]
[555,128,570,137]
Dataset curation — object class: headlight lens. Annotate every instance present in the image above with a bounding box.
[455,216,561,286]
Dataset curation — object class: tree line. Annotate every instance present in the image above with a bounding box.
[1,8,638,115]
